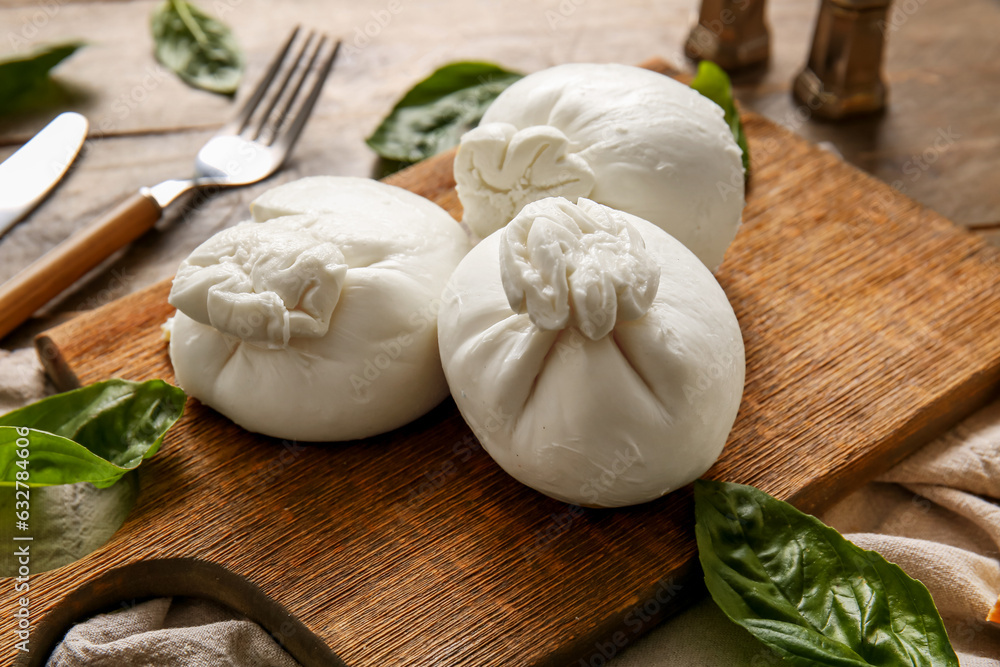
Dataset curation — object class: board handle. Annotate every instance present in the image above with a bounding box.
[0,190,162,341]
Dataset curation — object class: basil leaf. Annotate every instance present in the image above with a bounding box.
[690,60,750,179]
[695,480,959,666]
[366,61,523,170]
[151,0,243,95]
[0,42,83,116]
[0,428,133,489]
[0,379,186,488]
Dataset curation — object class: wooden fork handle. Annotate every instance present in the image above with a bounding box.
[0,190,162,341]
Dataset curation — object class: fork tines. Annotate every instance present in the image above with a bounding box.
[224,26,341,149]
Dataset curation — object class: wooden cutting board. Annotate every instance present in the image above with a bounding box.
[9,59,1000,666]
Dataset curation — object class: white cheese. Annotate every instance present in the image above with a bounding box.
[167,177,470,442]
[437,197,745,507]
[500,196,660,340]
[454,63,746,271]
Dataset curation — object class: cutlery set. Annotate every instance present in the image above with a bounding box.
[0,27,341,341]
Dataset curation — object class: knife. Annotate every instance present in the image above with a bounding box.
[0,112,89,239]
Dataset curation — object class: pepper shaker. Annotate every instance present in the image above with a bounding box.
[793,0,893,119]
[685,0,770,71]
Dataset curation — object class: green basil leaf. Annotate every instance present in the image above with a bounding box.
[366,61,523,170]
[151,0,243,95]
[695,480,959,667]
[0,427,132,489]
[690,60,750,179]
[0,42,83,116]
[0,379,186,488]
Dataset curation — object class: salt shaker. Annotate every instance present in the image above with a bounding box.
[793,0,893,119]
[684,0,770,71]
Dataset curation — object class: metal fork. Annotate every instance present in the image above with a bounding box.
[0,27,341,340]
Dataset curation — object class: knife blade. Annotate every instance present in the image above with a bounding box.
[0,112,89,239]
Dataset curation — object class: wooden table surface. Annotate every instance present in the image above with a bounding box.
[0,0,999,661]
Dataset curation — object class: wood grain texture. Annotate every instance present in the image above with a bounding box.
[9,64,1000,666]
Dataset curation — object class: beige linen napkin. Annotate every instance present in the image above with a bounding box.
[609,400,1000,666]
[0,348,51,415]
[45,597,300,667]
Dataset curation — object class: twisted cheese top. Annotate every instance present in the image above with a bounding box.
[170,216,347,347]
[499,197,659,340]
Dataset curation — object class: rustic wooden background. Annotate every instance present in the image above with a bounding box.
[1,0,999,664]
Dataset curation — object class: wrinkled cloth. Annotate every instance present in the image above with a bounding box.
[0,347,52,415]
[610,399,1000,666]
[46,597,300,667]
[4,350,998,664]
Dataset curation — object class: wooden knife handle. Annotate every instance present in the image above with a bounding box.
[0,190,162,341]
